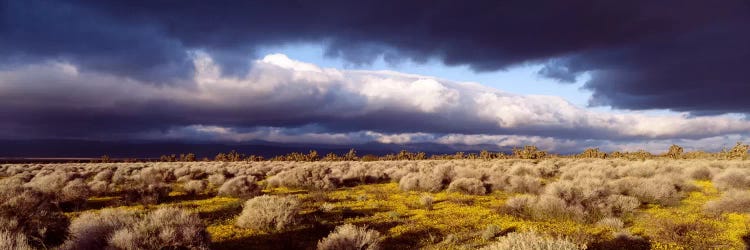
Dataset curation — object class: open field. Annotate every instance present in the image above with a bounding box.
[2,159,750,249]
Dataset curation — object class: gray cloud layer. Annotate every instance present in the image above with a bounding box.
[1,53,748,152]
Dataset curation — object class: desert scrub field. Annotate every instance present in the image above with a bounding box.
[1,159,750,249]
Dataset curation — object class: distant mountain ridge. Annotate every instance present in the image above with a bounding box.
[0,139,515,159]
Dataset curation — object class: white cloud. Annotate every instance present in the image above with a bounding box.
[357,77,459,113]
[1,52,749,152]
[247,55,750,140]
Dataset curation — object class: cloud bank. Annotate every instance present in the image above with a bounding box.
[2,0,749,114]
[1,53,748,152]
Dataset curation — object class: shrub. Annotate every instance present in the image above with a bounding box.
[123,182,171,205]
[184,180,208,196]
[687,166,712,180]
[0,176,27,191]
[88,180,111,195]
[712,168,750,190]
[509,163,539,176]
[267,165,338,190]
[317,224,382,250]
[60,178,91,210]
[441,233,458,245]
[398,164,453,193]
[61,209,138,250]
[603,195,641,217]
[341,164,385,185]
[543,180,591,204]
[173,167,191,179]
[176,175,194,183]
[454,166,486,179]
[218,176,262,199]
[0,230,33,250]
[236,195,302,231]
[93,169,114,182]
[704,190,750,215]
[398,173,427,192]
[487,173,510,190]
[502,195,536,217]
[504,179,640,222]
[420,194,434,210]
[481,224,502,241]
[25,171,70,194]
[507,175,543,194]
[112,167,134,185]
[480,231,581,250]
[0,187,70,248]
[487,174,542,194]
[108,207,210,250]
[384,168,410,182]
[446,178,486,195]
[614,176,690,206]
[208,173,227,186]
[596,217,625,231]
[137,167,176,184]
[120,167,174,205]
[399,172,446,193]
[531,195,583,221]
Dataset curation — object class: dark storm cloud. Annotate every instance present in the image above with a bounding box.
[3,0,749,113]
[2,0,750,151]
[580,20,750,114]
[0,1,195,83]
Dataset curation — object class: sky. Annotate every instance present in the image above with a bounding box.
[1,0,749,154]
